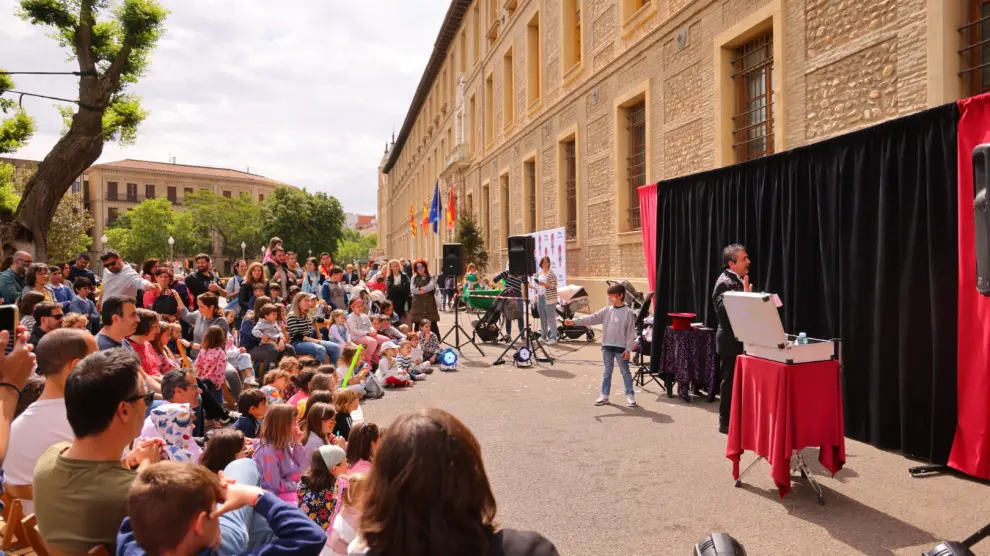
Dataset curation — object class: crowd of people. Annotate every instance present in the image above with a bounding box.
[0,237,560,556]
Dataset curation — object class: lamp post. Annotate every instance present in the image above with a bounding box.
[168,236,175,265]
[100,234,108,247]
[241,241,246,261]
[308,249,312,259]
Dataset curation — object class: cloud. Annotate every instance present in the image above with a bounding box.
[0,0,449,214]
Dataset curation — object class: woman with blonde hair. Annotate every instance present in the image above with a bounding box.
[238,261,271,316]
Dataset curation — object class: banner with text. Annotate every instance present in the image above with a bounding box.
[526,227,567,299]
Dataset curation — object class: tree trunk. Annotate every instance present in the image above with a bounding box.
[2,103,104,261]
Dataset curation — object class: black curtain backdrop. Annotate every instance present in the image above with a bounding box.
[651,104,960,463]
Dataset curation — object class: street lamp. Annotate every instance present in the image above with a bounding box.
[241,241,246,261]
[168,236,175,264]
[308,249,312,259]
[101,234,108,247]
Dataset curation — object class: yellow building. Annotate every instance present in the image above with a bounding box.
[85,159,291,271]
[380,0,973,307]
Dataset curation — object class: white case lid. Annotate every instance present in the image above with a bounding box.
[722,292,788,349]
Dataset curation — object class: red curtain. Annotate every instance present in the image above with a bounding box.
[949,94,990,478]
[638,183,658,291]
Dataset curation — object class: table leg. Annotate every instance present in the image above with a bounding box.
[734,456,765,488]
[793,450,825,505]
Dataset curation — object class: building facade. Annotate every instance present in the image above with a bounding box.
[379,0,970,306]
[85,159,289,271]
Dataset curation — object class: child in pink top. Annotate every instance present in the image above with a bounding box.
[194,325,228,403]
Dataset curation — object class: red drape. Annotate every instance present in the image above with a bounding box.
[638,183,658,292]
[948,94,990,478]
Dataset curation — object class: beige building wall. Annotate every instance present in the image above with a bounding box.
[86,160,287,271]
[381,0,966,309]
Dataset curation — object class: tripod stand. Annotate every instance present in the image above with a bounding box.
[441,287,484,356]
[492,277,554,366]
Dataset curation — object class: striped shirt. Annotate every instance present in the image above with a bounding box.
[491,271,524,297]
[536,270,558,304]
[285,315,315,344]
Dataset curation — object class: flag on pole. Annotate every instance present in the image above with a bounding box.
[409,204,416,237]
[429,181,441,234]
[447,183,456,230]
[422,201,430,228]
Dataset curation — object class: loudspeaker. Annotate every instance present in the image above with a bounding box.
[442,243,465,276]
[507,235,536,275]
[973,145,990,296]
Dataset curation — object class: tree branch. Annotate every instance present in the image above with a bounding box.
[100,39,133,98]
[75,0,96,74]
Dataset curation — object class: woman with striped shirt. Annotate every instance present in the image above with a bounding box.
[534,256,559,344]
[286,292,341,365]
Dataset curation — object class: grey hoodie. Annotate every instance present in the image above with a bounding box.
[573,304,637,351]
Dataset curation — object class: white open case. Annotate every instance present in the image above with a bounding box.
[722,292,835,364]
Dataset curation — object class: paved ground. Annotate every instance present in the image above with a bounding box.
[359,312,990,555]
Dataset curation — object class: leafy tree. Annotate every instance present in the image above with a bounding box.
[104,198,207,263]
[1,0,168,259]
[183,190,263,259]
[45,192,94,262]
[0,71,36,154]
[0,163,18,218]
[336,229,378,265]
[456,212,488,273]
[258,188,346,260]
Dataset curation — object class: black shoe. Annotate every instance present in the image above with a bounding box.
[718,424,729,435]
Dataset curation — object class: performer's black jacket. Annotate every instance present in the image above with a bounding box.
[712,268,744,358]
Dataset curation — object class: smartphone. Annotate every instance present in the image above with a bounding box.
[0,305,18,355]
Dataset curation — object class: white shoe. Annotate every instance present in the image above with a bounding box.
[626,395,638,408]
[594,396,609,406]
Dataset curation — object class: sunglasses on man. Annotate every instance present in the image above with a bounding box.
[126,391,156,406]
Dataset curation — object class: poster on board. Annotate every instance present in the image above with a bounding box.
[525,227,567,299]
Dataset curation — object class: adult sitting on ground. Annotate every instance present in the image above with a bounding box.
[97,295,139,351]
[349,408,560,556]
[5,328,97,514]
[0,251,31,304]
[33,349,163,554]
[27,301,63,347]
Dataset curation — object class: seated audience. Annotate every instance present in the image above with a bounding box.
[145,402,198,461]
[252,404,306,503]
[33,349,163,554]
[299,402,340,472]
[325,474,368,556]
[27,301,63,347]
[97,295,139,351]
[261,369,290,405]
[17,290,45,333]
[47,264,74,309]
[233,389,268,439]
[348,408,560,556]
[331,389,359,440]
[4,329,97,513]
[297,445,348,531]
[200,429,250,474]
[117,461,326,556]
[344,422,379,475]
[62,311,90,330]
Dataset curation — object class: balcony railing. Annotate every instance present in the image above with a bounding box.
[444,143,470,172]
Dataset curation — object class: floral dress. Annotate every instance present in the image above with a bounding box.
[297,482,337,530]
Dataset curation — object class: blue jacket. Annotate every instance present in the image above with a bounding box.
[68,295,99,319]
[116,492,325,556]
[232,414,260,439]
[239,317,259,350]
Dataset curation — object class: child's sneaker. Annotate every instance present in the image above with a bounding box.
[626,395,638,408]
[594,395,609,406]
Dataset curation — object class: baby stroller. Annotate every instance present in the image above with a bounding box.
[555,285,595,342]
[471,305,503,344]
[606,279,647,311]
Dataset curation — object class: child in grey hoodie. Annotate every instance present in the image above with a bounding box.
[252,304,285,345]
[565,283,639,408]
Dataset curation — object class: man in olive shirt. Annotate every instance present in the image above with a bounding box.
[33,348,163,554]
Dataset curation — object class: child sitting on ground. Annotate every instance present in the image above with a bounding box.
[335,346,383,400]
[253,303,286,350]
[407,334,433,374]
[375,341,412,388]
[262,369,291,404]
[331,389,360,440]
[565,282,639,408]
[325,474,368,556]
[118,462,327,556]
[199,429,250,473]
[252,404,307,503]
[193,325,228,405]
[277,356,302,399]
[297,445,349,531]
[233,389,267,439]
[417,320,440,364]
[396,341,426,381]
[328,309,354,347]
[374,311,405,342]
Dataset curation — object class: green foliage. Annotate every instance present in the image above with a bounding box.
[0,70,37,154]
[456,212,488,273]
[336,229,378,265]
[0,163,19,218]
[183,190,263,259]
[46,192,94,262]
[105,198,207,262]
[259,188,346,260]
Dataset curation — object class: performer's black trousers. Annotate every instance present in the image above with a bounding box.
[718,352,738,428]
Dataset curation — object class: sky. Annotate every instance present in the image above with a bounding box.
[0,0,449,215]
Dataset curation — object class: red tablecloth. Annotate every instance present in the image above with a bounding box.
[726,355,846,498]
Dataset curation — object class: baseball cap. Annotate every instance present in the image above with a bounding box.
[380,341,398,351]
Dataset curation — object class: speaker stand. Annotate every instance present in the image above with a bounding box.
[492,278,554,367]
[441,291,484,357]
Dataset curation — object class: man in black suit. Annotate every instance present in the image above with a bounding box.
[712,243,751,434]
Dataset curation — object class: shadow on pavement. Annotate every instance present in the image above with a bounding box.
[536,369,577,379]
[593,405,673,424]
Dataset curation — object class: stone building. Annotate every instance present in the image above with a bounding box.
[85,159,290,272]
[379,0,971,307]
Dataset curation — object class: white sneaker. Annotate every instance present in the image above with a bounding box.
[626,395,638,408]
[594,396,609,406]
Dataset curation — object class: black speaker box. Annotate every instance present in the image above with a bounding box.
[973,144,990,296]
[507,235,536,275]
[442,243,465,276]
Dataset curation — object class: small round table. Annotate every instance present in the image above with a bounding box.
[658,326,717,401]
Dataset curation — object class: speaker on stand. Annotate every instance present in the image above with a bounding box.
[440,243,483,356]
[493,235,554,366]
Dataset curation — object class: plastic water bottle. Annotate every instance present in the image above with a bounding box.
[798,332,808,345]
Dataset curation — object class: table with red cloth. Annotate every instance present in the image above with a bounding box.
[726,355,846,499]
[657,326,717,402]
